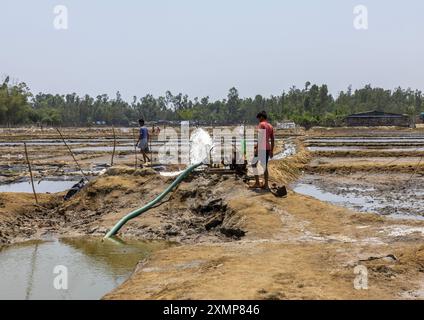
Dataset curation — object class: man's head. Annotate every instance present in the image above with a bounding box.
[138,119,145,126]
[256,111,267,122]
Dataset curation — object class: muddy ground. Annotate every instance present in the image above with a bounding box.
[1,126,424,299]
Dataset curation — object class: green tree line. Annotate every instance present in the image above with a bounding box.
[1,77,422,127]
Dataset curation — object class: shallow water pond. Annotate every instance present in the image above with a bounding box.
[73,146,134,152]
[0,237,171,300]
[292,174,424,220]
[0,179,79,193]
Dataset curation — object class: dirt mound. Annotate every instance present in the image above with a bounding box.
[0,193,61,244]
[96,171,251,243]
[268,141,311,185]
[0,166,256,244]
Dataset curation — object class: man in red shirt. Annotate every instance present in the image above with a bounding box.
[251,111,274,190]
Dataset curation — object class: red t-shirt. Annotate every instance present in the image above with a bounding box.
[258,121,274,150]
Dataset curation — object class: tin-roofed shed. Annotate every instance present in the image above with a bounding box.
[345,110,410,127]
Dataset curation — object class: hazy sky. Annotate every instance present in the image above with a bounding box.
[1,0,423,100]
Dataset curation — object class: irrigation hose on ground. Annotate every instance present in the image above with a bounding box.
[104,162,204,239]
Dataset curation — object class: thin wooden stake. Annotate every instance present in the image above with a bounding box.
[24,142,38,204]
[56,128,87,181]
[149,127,153,164]
[111,126,117,166]
[132,128,138,169]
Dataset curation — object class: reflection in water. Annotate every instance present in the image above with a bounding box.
[25,242,39,300]
[0,237,171,300]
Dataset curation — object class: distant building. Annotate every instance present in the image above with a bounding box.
[276,121,296,130]
[345,110,410,127]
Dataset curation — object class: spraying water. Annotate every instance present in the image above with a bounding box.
[160,170,185,177]
[189,128,213,165]
[273,141,297,160]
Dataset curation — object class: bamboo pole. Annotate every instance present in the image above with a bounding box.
[149,127,153,164]
[56,128,87,181]
[111,126,116,166]
[24,142,38,204]
[132,128,138,170]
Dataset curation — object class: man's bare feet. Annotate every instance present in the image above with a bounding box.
[249,184,261,189]
[249,181,263,189]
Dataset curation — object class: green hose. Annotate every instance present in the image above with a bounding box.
[104,162,203,239]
